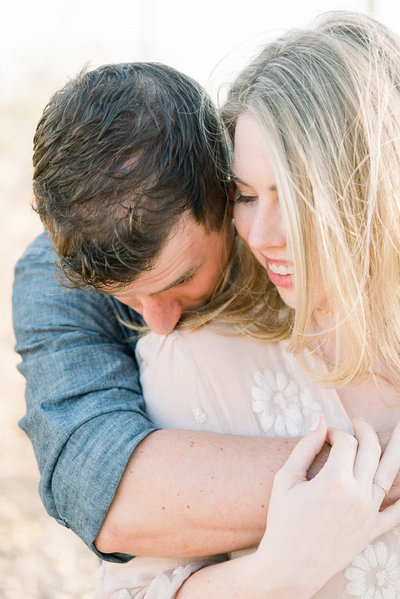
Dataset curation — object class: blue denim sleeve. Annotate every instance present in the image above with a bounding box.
[12,232,159,563]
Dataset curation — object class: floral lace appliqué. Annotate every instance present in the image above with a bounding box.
[192,407,207,424]
[251,369,323,436]
[344,541,400,598]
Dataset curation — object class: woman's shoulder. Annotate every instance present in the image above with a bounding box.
[136,323,287,366]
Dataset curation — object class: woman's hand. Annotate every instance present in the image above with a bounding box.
[255,417,400,598]
[177,419,400,599]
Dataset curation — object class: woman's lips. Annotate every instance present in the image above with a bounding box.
[265,259,294,288]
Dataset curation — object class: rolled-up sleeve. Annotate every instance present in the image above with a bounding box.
[12,232,158,562]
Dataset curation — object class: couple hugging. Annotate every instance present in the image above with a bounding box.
[13,11,400,598]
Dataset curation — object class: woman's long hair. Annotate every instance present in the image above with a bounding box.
[222,11,400,387]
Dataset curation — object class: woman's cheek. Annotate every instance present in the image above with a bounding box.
[233,205,251,243]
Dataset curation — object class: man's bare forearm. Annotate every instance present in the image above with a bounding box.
[95,429,298,557]
[95,427,400,557]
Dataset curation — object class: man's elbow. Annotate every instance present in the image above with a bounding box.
[94,513,136,554]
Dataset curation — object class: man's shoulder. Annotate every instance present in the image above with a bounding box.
[14,230,75,299]
[14,230,58,282]
[13,231,143,335]
[18,229,54,258]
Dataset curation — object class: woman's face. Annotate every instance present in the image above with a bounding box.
[232,112,328,313]
[232,112,296,308]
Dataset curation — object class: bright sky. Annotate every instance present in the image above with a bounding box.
[3,0,391,105]
[2,0,400,221]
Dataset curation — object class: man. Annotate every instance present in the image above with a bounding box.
[12,62,398,563]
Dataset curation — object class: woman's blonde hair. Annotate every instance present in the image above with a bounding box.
[222,11,400,387]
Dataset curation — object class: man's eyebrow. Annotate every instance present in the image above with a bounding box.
[106,265,201,298]
[230,173,277,192]
[152,265,200,294]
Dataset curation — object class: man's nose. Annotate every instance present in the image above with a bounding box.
[247,202,286,251]
[140,295,183,335]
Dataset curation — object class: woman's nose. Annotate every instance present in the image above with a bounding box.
[247,202,286,251]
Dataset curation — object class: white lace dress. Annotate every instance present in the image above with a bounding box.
[94,325,400,599]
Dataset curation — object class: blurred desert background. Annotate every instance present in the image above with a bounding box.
[0,0,396,597]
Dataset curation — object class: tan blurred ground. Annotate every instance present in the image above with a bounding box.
[0,83,98,597]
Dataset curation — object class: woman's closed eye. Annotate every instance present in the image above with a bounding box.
[233,193,258,204]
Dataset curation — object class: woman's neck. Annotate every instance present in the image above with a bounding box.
[309,314,400,426]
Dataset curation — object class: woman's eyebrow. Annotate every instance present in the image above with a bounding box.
[230,173,277,192]
[229,173,248,186]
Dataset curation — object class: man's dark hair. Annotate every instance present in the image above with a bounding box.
[33,62,230,290]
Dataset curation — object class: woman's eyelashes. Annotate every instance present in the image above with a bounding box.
[233,190,258,204]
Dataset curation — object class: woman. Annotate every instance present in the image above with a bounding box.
[95,11,400,598]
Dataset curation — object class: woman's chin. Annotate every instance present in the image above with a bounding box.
[276,287,296,310]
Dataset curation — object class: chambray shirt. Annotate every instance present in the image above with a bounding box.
[12,232,158,563]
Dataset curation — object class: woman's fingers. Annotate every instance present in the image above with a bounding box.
[352,417,382,486]
[374,420,400,511]
[282,422,360,489]
[378,492,400,535]
[276,417,327,489]
[324,426,359,477]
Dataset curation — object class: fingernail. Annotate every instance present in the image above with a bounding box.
[309,417,321,431]
[357,416,367,421]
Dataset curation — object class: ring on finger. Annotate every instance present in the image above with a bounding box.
[373,479,389,497]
